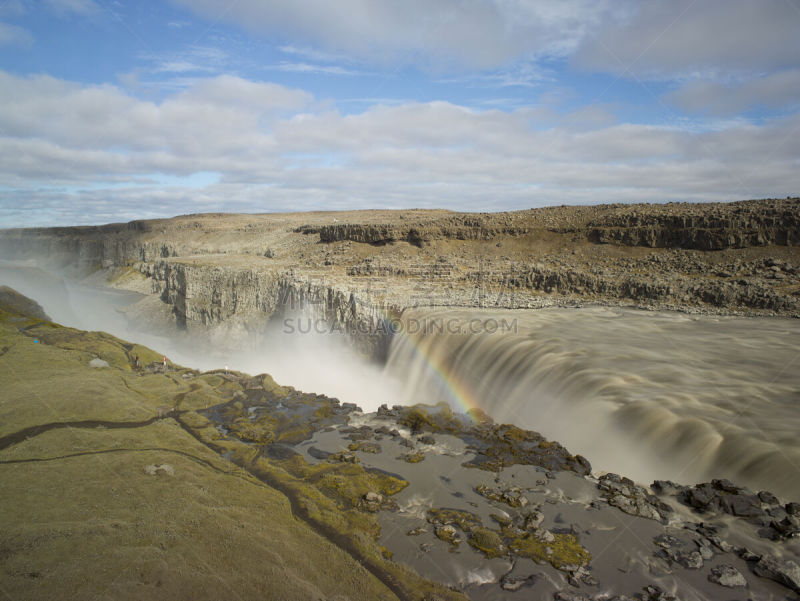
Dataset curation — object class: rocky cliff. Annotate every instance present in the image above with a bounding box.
[1,198,798,358]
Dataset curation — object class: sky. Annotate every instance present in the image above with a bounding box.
[0,0,799,227]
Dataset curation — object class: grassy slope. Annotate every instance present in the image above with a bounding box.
[0,306,401,600]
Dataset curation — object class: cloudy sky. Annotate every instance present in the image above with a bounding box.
[0,0,799,226]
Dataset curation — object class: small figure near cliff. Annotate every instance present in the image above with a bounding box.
[162,355,167,371]
[134,354,139,369]
[225,364,229,375]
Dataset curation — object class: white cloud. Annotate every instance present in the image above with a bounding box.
[1,69,798,227]
[274,62,360,76]
[573,0,800,79]
[139,45,231,75]
[173,0,620,70]
[43,0,100,17]
[666,70,800,116]
[0,21,32,46]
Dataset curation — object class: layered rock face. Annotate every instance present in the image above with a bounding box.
[582,198,800,249]
[0,198,798,356]
[307,197,800,250]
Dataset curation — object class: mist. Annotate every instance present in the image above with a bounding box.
[5,258,800,498]
[0,259,400,412]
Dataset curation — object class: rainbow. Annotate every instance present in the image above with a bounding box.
[381,312,483,421]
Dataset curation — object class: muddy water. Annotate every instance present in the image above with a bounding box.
[5,259,799,497]
[385,307,800,499]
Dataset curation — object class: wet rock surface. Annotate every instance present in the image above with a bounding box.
[198,393,800,601]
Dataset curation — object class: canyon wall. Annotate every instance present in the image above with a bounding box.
[1,199,798,361]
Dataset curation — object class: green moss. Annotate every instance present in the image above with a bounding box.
[350,442,382,454]
[260,373,289,396]
[508,531,591,569]
[426,508,481,532]
[315,405,334,419]
[434,525,461,546]
[501,425,529,442]
[275,422,314,444]
[468,527,506,558]
[399,451,425,463]
[230,419,275,445]
[398,407,437,433]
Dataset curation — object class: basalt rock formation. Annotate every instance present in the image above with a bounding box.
[1,198,798,355]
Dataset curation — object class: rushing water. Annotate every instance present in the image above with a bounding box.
[3,259,799,498]
[384,307,800,500]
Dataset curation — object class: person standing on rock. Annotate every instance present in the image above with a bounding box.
[162,355,167,371]
[134,354,139,369]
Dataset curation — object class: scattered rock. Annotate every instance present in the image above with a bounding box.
[598,474,671,521]
[359,492,385,513]
[434,524,461,546]
[708,564,747,588]
[752,555,800,593]
[89,358,110,368]
[758,491,780,505]
[500,575,527,591]
[399,451,425,463]
[143,464,174,476]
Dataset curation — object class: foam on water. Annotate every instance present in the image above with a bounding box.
[384,307,800,499]
[3,260,798,498]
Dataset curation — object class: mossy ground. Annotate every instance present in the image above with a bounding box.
[507,531,592,569]
[425,503,591,570]
[0,296,467,601]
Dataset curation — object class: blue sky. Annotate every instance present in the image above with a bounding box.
[0,0,799,226]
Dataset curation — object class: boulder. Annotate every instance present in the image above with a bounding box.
[752,555,800,593]
[708,564,746,588]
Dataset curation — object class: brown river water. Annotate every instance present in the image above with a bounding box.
[385,307,800,500]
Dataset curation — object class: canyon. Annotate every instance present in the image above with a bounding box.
[0,197,798,359]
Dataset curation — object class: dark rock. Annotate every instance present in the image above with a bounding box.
[718,494,764,519]
[376,404,394,417]
[598,474,668,521]
[684,484,719,511]
[752,555,800,593]
[553,593,590,601]
[307,446,332,460]
[639,584,676,600]
[693,538,714,560]
[500,575,528,591]
[523,510,545,530]
[653,534,681,549]
[711,479,743,494]
[651,480,686,495]
[354,441,382,454]
[771,515,800,539]
[786,502,800,516]
[758,490,780,505]
[263,444,301,460]
[708,564,747,588]
[706,536,733,553]
[737,547,761,562]
[418,434,436,445]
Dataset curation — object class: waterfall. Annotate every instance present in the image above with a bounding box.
[384,306,800,499]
